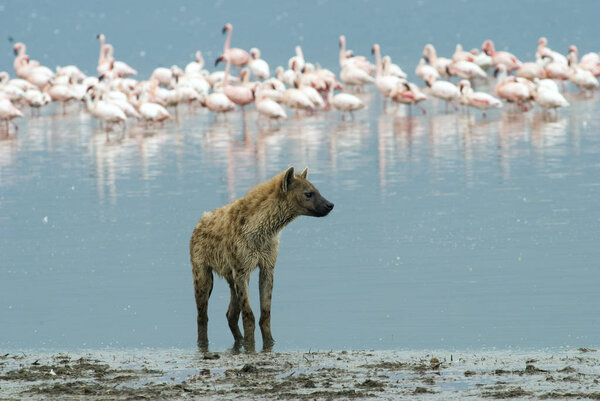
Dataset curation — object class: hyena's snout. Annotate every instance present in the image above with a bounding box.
[316,197,334,217]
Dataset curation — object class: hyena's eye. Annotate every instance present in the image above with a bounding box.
[304,192,313,199]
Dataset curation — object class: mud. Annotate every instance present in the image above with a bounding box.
[0,348,598,400]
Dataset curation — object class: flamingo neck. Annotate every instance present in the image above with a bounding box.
[427,46,437,63]
[98,36,105,63]
[374,46,382,78]
[106,44,114,60]
[339,39,346,68]
[224,28,232,53]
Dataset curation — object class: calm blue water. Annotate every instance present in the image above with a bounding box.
[1,1,599,351]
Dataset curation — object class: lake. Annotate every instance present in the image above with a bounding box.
[0,0,599,352]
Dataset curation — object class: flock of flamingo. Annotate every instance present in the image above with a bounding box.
[1,23,599,139]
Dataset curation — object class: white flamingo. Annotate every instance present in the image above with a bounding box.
[459,80,502,117]
[0,97,24,133]
[249,48,270,80]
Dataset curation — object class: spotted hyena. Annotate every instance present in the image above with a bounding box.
[189,167,334,350]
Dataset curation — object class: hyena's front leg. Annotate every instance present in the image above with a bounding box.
[226,279,243,343]
[234,276,256,348]
[259,267,275,350]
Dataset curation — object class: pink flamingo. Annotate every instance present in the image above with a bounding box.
[221,55,255,115]
[494,65,531,111]
[390,81,427,115]
[215,23,250,68]
[13,43,29,77]
[482,40,522,72]
[96,34,112,77]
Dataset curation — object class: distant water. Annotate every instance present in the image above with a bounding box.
[1,0,599,351]
[1,88,599,351]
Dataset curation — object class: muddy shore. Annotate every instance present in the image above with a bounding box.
[1,348,599,400]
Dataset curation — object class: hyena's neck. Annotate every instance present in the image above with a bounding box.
[245,197,298,241]
[240,175,299,243]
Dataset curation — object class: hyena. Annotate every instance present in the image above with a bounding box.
[189,167,334,350]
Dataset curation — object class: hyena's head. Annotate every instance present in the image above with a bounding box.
[281,167,334,217]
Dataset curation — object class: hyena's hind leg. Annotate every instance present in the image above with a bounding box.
[192,262,213,349]
[226,278,244,344]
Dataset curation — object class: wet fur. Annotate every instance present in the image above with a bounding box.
[189,167,333,350]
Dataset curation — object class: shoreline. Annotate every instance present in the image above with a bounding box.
[1,347,598,400]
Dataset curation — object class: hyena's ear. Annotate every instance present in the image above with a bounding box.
[281,167,295,193]
[299,167,308,179]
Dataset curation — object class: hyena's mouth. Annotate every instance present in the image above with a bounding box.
[316,201,334,217]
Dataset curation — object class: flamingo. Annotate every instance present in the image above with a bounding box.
[567,51,599,95]
[287,46,305,73]
[255,89,286,124]
[389,81,427,115]
[255,81,283,103]
[470,48,494,71]
[494,65,531,111]
[326,85,365,120]
[339,35,375,75]
[185,51,205,75]
[459,80,502,117]
[569,45,600,77]
[151,67,174,87]
[0,76,25,103]
[221,55,255,116]
[539,54,570,83]
[340,65,375,90]
[201,92,236,120]
[97,34,111,76]
[0,72,37,92]
[275,65,297,87]
[104,44,137,77]
[372,44,402,102]
[139,102,170,125]
[249,48,270,80]
[452,44,475,63]
[56,65,85,82]
[84,88,127,138]
[517,62,546,80]
[415,58,440,84]
[12,42,29,77]
[382,56,407,79]
[533,83,569,118]
[215,23,250,68]
[536,38,568,66]
[24,88,50,116]
[0,97,24,133]
[423,44,452,78]
[449,60,487,80]
[482,40,521,72]
[45,75,76,114]
[282,85,314,116]
[425,77,460,112]
[295,76,324,109]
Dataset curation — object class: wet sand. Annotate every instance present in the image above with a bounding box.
[1,347,598,400]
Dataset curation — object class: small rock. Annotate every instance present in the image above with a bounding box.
[240,364,258,373]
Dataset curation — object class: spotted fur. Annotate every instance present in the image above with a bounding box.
[190,167,334,350]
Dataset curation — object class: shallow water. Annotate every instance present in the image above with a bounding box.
[2,89,599,351]
[1,1,600,352]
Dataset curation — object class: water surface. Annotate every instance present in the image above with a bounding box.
[1,0,599,352]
